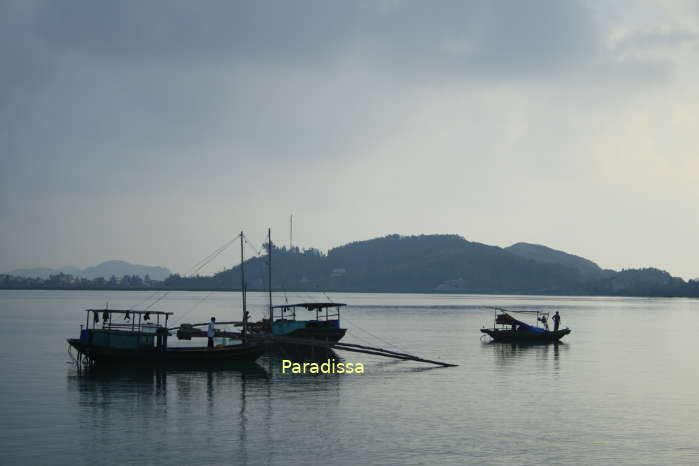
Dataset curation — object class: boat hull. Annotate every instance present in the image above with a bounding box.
[262,328,347,359]
[68,339,265,367]
[283,327,347,344]
[480,328,571,343]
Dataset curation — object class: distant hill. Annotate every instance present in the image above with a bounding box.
[163,234,693,297]
[8,260,170,281]
[585,267,690,296]
[5,235,698,297]
[505,242,609,280]
[176,234,589,294]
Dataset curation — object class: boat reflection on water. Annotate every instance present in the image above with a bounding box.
[71,361,269,381]
[266,345,342,364]
[483,340,569,370]
[67,362,270,465]
[68,362,270,409]
[66,353,349,465]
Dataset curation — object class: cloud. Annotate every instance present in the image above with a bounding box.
[28,1,601,74]
[2,1,699,279]
[32,1,365,64]
[0,0,639,179]
[616,27,699,50]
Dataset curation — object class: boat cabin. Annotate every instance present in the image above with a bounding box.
[270,302,346,336]
[79,309,173,351]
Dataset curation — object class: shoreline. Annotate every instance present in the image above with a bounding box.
[0,287,697,299]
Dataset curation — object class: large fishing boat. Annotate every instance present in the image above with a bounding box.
[67,233,264,368]
[67,309,263,367]
[480,307,571,343]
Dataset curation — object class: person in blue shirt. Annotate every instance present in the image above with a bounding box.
[207,317,216,349]
[552,312,561,331]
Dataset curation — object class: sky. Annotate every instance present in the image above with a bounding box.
[1,0,698,279]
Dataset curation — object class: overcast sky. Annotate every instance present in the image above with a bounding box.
[2,1,698,279]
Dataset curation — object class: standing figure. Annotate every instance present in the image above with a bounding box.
[207,317,216,349]
[538,314,549,330]
[552,311,561,331]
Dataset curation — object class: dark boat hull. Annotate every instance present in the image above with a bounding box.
[282,327,347,344]
[480,328,571,343]
[263,328,347,359]
[68,339,265,367]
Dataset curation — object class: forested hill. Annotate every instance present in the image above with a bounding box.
[2,234,696,296]
[161,234,699,297]
[505,242,609,280]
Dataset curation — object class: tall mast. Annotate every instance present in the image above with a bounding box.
[289,214,293,250]
[268,228,273,322]
[240,231,247,339]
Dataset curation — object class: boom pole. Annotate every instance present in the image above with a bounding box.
[240,231,247,339]
[268,228,273,323]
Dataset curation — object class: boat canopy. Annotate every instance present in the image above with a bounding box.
[491,306,541,314]
[495,313,525,326]
[272,302,346,311]
[85,309,174,316]
[270,302,346,322]
[494,311,544,333]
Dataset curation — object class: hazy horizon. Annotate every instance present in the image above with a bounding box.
[2,1,698,280]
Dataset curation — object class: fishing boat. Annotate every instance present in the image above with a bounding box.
[246,229,349,349]
[249,302,347,344]
[245,302,348,359]
[67,233,264,368]
[480,307,571,343]
[67,309,264,367]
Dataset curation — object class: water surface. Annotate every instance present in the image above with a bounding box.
[1,290,698,465]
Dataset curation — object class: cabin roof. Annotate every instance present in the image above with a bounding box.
[490,306,546,314]
[272,302,346,310]
[85,309,174,316]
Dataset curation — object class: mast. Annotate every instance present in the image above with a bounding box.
[268,228,273,323]
[240,231,247,339]
[289,214,293,250]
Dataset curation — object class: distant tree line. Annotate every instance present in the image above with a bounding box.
[0,273,161,290]
[3,235,699,297]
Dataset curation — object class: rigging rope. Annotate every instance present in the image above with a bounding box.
[243,236,263,257]
[170,290,217,326]
[341,314,411,355]
[126,234,241,312]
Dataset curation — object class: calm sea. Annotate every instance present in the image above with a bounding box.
[1,290,698,465]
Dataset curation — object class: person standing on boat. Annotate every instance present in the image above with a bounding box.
[207,317,216,349]
[552,312,561,331]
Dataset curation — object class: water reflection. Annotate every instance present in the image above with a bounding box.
[69,365,266,417]
[483,341,569,371]
[267,346,342,363]
[65,356,348,466]
[4,291,697,466]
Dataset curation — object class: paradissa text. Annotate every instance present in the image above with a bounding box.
[282,359,365,374]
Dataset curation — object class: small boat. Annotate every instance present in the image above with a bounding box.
[68,310,264,368]
[247,302,347,346]
[246,229,349,350]
[480,307,570,343]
